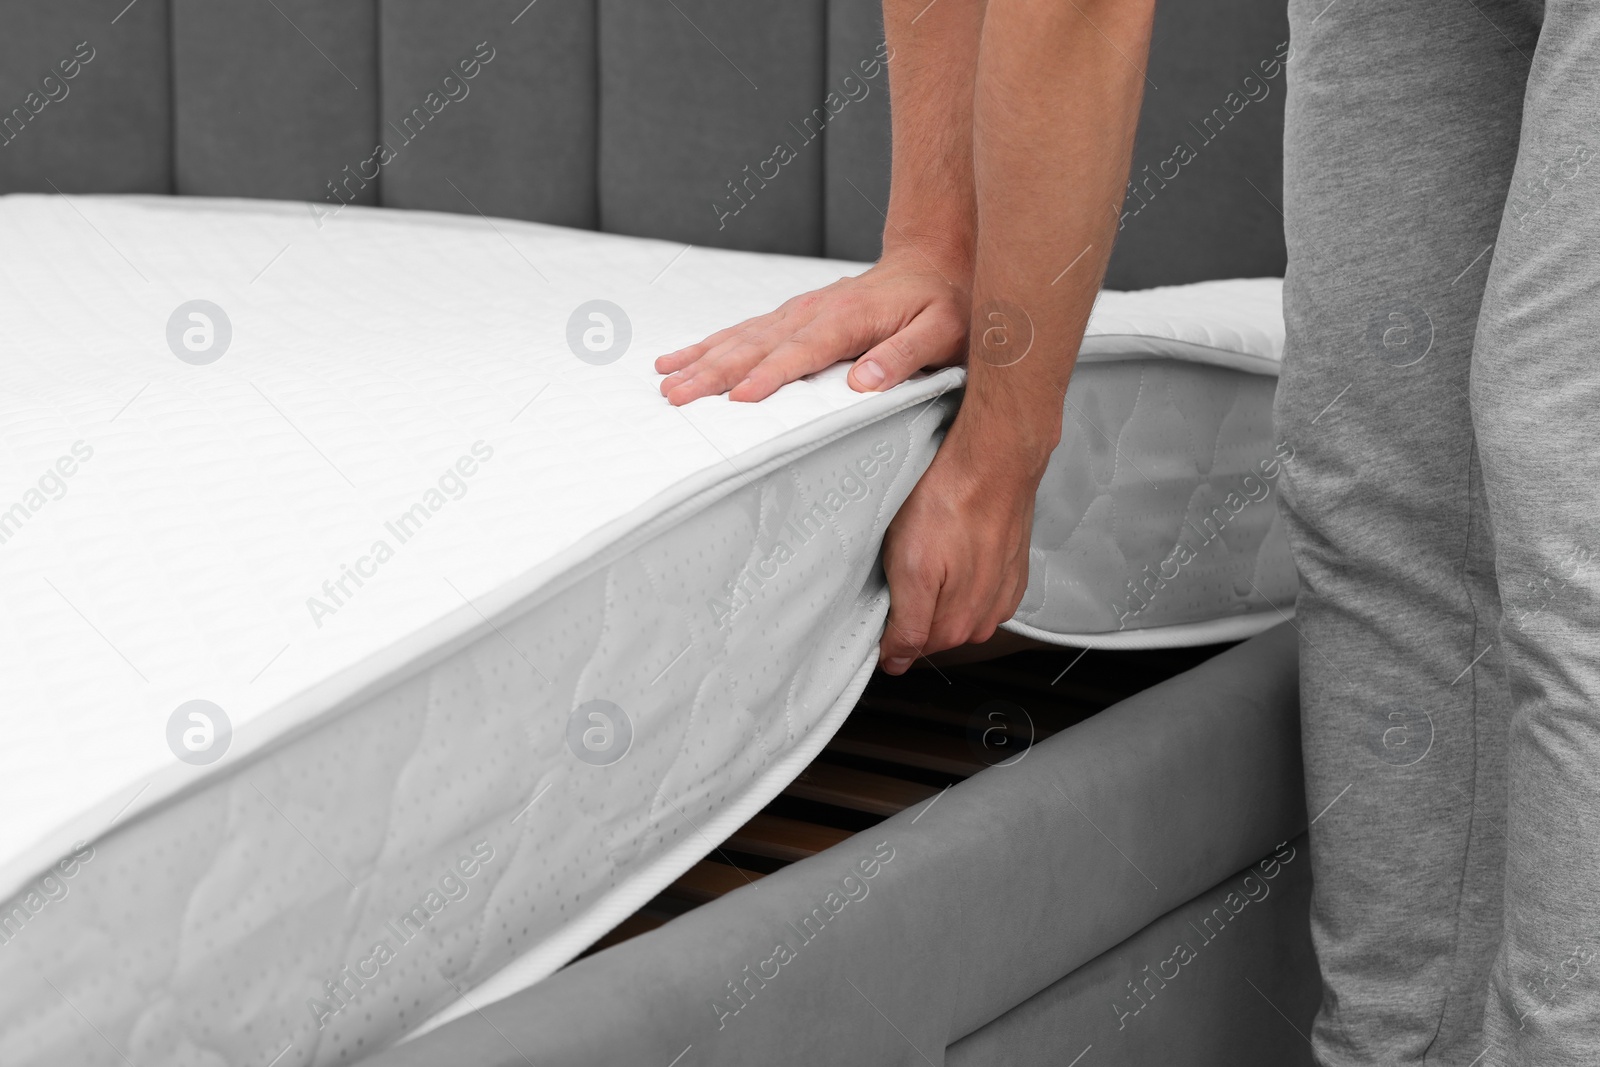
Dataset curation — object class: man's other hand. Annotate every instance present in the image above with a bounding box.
[877,420,1040,673]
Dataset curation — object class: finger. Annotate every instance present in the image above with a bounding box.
[664,333,789,405]
[972,554,1031,645]
[666,310,828,405]
[657,283,834,377]
[925,570,987,653]
[928,535,1029,651]
[656,324,746,376]
[880,544,944,675]
[660,360,723,401]
[1004,562,1029,621]
[662,336,776,403]
[967,591,1003,646]
[663,281,862,402]
[728,308,882,403]
[969,594,1010,645]
[848,304,967,392]
[660,338,742,399]
[654,311,781,376]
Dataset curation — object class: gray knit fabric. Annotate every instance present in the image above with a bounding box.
[1277,0,1600,1063]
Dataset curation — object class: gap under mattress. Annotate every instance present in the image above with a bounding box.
[0,194,1292,1064]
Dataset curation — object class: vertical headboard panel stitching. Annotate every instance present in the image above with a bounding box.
[597,0,828,255]
[171,0,379,203]
[377,0,599,229]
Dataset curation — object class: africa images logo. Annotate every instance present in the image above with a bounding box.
[1111,442,1296,629]
[1367,300,1433,368]
[710,841,896,1031]
[305,841,496,1030]
[305,442,495,628]
[707,440,896,631]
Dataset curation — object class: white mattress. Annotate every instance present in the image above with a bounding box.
[0,194,1292,1065]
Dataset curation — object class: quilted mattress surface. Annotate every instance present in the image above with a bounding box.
[1017,277,1296,648]
[0,194,1291,1065]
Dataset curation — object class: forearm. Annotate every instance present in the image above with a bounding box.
[881,0,986,275]
[958,0,1155,473]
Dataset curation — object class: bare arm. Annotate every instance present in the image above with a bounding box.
[655,0,985,404]
[876,0,983,286]
[877,0,1154,671]
[967,0,1152,460]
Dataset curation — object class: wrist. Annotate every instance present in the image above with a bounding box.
[880,219,975,283]
[954,300,1070,479]
[941,398,1059,495]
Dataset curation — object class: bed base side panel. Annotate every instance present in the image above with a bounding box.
[948,835,1318,1067]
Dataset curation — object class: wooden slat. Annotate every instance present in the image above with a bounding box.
[785,762,942,817]
[661,860,764,906]
[827,718,991,777]
[725,814,852,863]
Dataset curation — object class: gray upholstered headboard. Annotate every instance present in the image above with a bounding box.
[0,0,1286,289]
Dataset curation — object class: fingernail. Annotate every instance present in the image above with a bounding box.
[884,656,912,674]
[853,359,886,390]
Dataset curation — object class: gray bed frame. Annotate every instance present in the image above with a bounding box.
[3,1,1314,1063]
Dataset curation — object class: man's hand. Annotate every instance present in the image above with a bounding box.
[878,417,1045,673]
[655,253,969,406]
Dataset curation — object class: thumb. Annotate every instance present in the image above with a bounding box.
[848,307,964,392]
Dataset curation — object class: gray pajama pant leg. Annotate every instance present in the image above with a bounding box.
[1274,0,1542,1063]
[1473,4,1600,1063]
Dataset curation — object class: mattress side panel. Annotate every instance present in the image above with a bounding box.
[1018,359,1296,639]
